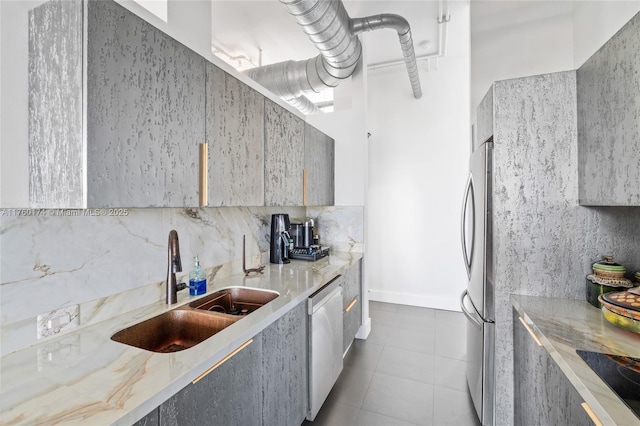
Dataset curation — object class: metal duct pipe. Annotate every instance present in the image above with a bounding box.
[245,0,361,104]
[245,0,422,113]
[351,14,422,99]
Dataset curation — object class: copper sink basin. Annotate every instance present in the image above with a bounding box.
[111,309,238,353]
[189,287,279,316]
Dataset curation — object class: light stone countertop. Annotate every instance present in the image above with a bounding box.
[512,294,640,426]
[0,251,363,426]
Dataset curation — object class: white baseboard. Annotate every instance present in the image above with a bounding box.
[355,317,371,340]
[368,289,462,312]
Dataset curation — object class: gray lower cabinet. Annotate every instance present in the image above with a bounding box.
[513,309,593,425]
[304,124,335,207]
[159,334,263,426]
[261,301,308,426]
[342,260,362,353]
[131,407,159,426]
[135,300,308,426]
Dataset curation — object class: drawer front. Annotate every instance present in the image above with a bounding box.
[341,260,361,308]
[343,295,361,353]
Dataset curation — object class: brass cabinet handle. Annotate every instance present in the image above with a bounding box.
[518,316,542,347]
[581,402,603,426]
[344,297,358,313]
[199,143,208,207]
[192,339,253,384]
[303,168,308,206]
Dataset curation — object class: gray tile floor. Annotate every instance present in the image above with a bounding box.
[304,301,481,426]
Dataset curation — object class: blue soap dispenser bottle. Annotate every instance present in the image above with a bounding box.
[189,255,206,296]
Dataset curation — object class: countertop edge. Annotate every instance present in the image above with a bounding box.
[115,252,364,425]
[0,252,363,426]
[511,294,640,426]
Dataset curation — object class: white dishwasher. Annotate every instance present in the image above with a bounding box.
[307,280,343,421]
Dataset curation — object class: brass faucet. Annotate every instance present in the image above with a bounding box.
[166,230,182,304]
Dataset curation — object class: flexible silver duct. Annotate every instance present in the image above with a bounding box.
[245,0,422,113]
[245,0,360,113]
[351,14,422,99]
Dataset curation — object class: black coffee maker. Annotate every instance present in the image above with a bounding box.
[270,214,291,264]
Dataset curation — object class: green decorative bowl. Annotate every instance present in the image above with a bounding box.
[592,255,626,279]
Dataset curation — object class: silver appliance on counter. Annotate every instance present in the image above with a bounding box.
[289,218,330,261]
[460,139,495,426]
[307,278,343,421]
[290,219,315,248]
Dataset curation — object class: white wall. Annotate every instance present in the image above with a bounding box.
[573,1,640,67]
[470,1,574,118]
[307,63,368,207]
[366,2,470,311]
[471,1,640,117]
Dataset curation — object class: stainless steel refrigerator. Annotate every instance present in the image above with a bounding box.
[460,140,494,426]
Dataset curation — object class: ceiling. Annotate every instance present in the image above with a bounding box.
[210,1,445,71]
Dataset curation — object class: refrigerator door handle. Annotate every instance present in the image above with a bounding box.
[460,175,475,280]
[460,290,483,328]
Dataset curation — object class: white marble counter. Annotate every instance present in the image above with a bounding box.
[512,295,640,426]
[0,252,363,425]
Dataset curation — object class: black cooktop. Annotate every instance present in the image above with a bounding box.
[577,350,640,419]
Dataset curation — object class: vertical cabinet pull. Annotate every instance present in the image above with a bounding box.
[518,316,542,347]
[192,339,253,384]
[303,168,308,206]
[344,297,358,313]
[581,402,603,426]
[199,143,208,207]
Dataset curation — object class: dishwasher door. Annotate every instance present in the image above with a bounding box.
[308,285,343,421]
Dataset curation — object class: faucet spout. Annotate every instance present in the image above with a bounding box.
[166,230,182,304]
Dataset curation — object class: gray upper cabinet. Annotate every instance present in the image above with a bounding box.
[87,0,204,208]
[577,11,640,206]
[264,99,305,206]
[30,0,205,208]
[28,0,84,209]
[28,0,335,209]
[305,123,335,206]
[475,86,494,151]
[207,64,265,206]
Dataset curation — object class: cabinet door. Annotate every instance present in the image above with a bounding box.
[86,0,204,208]
[513,309,592,425]
[28,0,84,209]
[159,335,263,426]
[206,64,265,206]
[264,99,304,206]
[342,261,362,353]
[132,407,159,426]
[577,12,640,206]
[261,301,308,426]
[304,123,335,206]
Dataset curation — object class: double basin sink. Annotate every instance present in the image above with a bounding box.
[111,287,279,353]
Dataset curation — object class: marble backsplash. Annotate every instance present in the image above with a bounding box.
[0,205,364,355]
